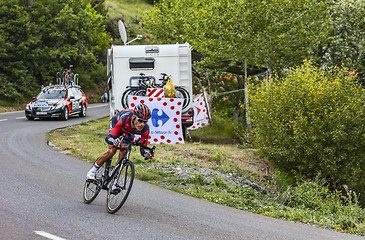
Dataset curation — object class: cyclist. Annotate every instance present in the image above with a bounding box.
[86,103,153,180]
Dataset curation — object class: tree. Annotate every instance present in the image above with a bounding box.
[318,0,365,84]
[0,0,110,103]
[142,0,330,71]
[0,1,38,102]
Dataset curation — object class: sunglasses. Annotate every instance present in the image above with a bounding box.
[137,119,148,123]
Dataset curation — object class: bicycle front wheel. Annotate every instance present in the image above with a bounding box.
[83,164,104,204]
[106,161,135,214]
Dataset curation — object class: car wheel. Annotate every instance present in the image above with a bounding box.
[61,107,69,121]
[79,104,86,117]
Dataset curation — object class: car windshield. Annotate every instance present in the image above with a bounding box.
[37,90,67,100]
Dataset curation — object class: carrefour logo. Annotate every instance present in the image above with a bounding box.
[151,108,169,127]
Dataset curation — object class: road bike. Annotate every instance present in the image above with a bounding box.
[56,65,79,86]
[121,72,190,109]
[83,136,156,214]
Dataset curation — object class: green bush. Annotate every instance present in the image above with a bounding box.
[249,60,365,204]
[278,178,364,231]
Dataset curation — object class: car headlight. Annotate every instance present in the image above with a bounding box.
[55,103,64,109]
[25,104,31,110]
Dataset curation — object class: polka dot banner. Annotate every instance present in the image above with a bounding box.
[128,95,185,144]
[187,93,210,131]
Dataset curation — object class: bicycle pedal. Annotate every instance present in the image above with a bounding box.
[110,188,121,195]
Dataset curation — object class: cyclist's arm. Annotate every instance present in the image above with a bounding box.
[139,127,151,158]
[105,120,123,146]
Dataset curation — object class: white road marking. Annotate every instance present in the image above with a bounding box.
[87,104,108,109]
[0,119,8,122]
[34,231,66,240]
[16,116,26,119]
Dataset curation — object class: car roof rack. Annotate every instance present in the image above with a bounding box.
[55,65,79,87]
[41,84,82,92]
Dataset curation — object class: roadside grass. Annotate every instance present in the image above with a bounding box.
[106,0,152,20]
[105,0,154,44]
[47,117,365,236]
[0,100,26,113]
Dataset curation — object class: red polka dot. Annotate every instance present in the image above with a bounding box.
[178,137,183,141]
[170,106,175,110]
[170,98,174,102]
[154,138,158,142]
[197,123,200,126]
[148,135,151,139]
[177,102,182,106]
[157,97,162,101]
[149,98,153,101]
[173,118,178,122]
[130,103,135,107]
[176,111,180,115]
[167,139,171,143]
[160,142,164,144]
[174,131,178,135]
[163,102,167,106]
[176,124,180,129]
[133,96,137,100]
[200,102,203,105]
[147,141,151,144]
[140,100,145,104]
[161,135,165,139]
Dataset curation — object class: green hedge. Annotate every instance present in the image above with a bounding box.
[249,61,365,204]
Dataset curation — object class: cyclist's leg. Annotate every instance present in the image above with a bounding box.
[87,144,117,179]
[116,143,128,165]
[96,144,117,166]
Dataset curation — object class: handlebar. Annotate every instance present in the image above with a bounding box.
[114,135,156,160]
[159,73,171,84]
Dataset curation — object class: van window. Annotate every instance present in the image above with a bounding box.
[129,58,155,70]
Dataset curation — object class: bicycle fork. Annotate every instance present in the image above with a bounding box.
[112,160,131,191]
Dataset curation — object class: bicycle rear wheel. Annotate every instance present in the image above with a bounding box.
[106,161,135,214]
[83,164,105,204]
[121,88,136,109]
[175,87,190,109]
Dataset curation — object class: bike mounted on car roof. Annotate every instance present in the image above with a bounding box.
[56,65,79,86]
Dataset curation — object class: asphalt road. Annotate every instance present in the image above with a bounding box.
[0,104,362,240]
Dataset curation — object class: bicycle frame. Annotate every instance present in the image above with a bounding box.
[97,144,133,191]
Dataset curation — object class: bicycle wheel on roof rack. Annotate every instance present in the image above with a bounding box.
[175,87,190,109]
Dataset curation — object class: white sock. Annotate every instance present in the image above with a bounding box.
[90,163,101,173]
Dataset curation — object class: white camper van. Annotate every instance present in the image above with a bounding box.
[107,42,194,132]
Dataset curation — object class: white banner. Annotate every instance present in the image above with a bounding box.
[128,96,185,144]
[187,93,210,131]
